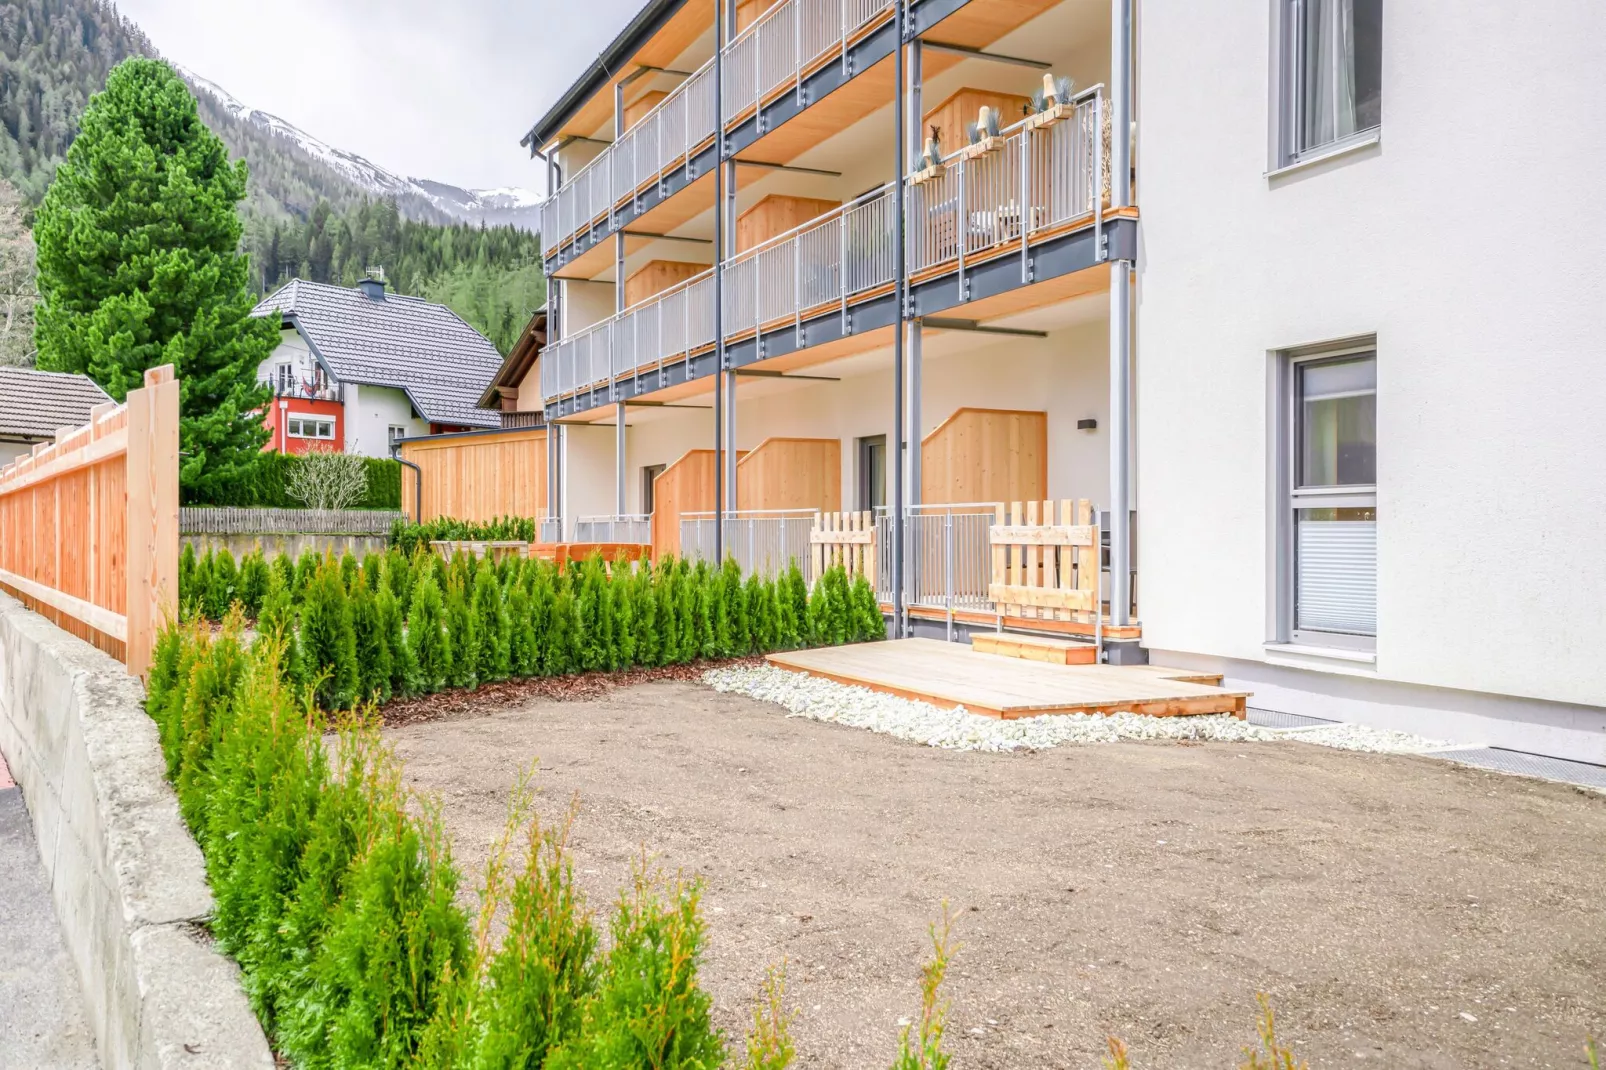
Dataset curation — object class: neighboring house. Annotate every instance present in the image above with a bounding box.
[476,310,546,429]
[0,367,112,468]
[252,277,503,457]
[524,0,1606,760]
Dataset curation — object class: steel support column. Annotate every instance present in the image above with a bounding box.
[712,0,728,561]
[891,0,908,636]
[1107,0,1134,629]
[615,401,628,515]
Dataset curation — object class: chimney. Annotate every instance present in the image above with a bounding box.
[358,276,386,301]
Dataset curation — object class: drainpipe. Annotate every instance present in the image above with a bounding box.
[391,442,423,524]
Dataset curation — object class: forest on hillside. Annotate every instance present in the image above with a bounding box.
[1,0,546,357]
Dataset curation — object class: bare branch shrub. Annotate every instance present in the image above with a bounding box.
[286,444,369,511]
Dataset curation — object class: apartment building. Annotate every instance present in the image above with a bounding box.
[521,0,1606,760]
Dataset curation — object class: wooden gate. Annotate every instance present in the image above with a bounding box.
[0,365,179,677]
[810,510,876,585]
[988,499,1099,622]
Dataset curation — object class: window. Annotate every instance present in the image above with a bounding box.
[1278,0,1382,164]
[857,435,886,512]
[274,362,294,394]
[287,415,335,441]
[641,464,666,515]
[388,425,409,448]
[1276,347,1377,648]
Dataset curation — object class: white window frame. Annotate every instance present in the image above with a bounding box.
[387,425,409,448]
[286,414,336,441]
[1270,0,1383,172]
[1268,339,1377,652]
[273,362,294,394]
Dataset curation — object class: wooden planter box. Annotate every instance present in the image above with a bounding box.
[430,539,529,562]
[959,136,1004,162]
[1023,102,1076,132]
[909,162,944,186]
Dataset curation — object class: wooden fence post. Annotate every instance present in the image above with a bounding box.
[124,365,179,679]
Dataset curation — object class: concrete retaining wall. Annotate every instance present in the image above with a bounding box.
[0,591,273,1069]
[182,531,389,561]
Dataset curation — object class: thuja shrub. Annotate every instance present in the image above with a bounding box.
[389,515,539,557]
[300,557,360,712]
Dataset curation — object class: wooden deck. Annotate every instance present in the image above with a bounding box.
[765,638,1249,720]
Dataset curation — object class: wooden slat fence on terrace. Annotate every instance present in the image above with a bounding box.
[810,510,876,585]
[989,499,1100,623]
[0,365,179,678]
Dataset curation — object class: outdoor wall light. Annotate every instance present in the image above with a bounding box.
[1077,418,1098,431]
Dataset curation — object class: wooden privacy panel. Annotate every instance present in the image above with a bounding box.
[810,511,876,585]
[400,428,547,524]
[921,87,1034,158]
[625,260,706,308]
[650,448,747,560]
[736,195,841,253]
[921,408,1046,504]
[736,437,840,512]
[989,499,1099,622]
[623,89,669,129]
[0,365,179,677]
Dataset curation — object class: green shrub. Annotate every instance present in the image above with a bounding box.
[179,543,197,607]
[445,575,478,690]
[375,584,415,699]
[506,582,537,678]
[576,556,616,673]
[721,558,750,657]
[407,574,451,694]
[546,588,579,677]
[777,564,807,649]
[192,549,215,617]
[271,551,295,594]
[292,549,318,599]
[350,578,392,705]
[653,561,679,666]
[256,566,303,686]
[300,558,360,711]
[339,551,359,592]
[385,549,417,617]
[237,549,270,616]
[196,453,402,509]
[891,907,955,1070]
[389,515,539,557]
[850,573,884,643]
[546,860,724,1070]
[632,565,659,669]
[472,564,511,683]
[361,552,382,593]
[747,574,776,654]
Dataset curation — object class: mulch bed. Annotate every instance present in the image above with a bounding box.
[376,657,766,729]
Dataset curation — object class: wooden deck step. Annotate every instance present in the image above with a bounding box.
[970,632,1097,665]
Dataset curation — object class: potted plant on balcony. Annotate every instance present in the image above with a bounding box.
[960,106,1004,161]
[1024,74,1077,131]
[909,126,945,185]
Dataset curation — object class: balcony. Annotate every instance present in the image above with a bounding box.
[540,0,897,261]
[541,88,1111,407]
[266,378,343,404]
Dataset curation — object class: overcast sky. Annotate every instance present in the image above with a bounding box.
[116,0,643,194]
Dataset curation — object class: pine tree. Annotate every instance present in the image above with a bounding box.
[300,559,359,710]
[32,59,276,503]
[444,576,478,690]
[471,565,510,682]
[407,574,450,694]
[349,578,391,704]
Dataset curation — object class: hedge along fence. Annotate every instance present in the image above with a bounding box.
[389,516,539,558]
[182,508,404,536]
[194,453,402,510]
[179,540,885,705]
[146,590,952,1069]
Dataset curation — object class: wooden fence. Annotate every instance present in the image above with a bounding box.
[0,365,179,677]
[179,507,401,535]
[399,427,547,524]
[810,510,876,585]
[988,499,1099,622]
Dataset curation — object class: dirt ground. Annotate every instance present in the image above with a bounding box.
[387,681,1606,1070]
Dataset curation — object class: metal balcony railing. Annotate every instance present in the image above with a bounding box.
[680,509,815,576]
[574,514,653,543]
[540,60,718,251]
[541,0,894,254]
[721,0,895,126]
[541,89,1106,406]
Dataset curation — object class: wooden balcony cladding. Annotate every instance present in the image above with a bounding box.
[400,427,548,524]
[736,194,841,254]
[921,87,1033,159]
[625,260,708,308]
[622,90,670,130]
[921,407,1046,505]
[650,447,748,560]
[735,437,841,511]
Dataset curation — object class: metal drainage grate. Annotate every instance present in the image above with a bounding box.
[1247,708,1340,730]
[1434,748,1606,791]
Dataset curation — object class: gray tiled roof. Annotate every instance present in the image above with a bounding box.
[253,279,502,428]
[0,367,112,439]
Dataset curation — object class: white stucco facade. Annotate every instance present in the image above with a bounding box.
[1135,1,1606,756]
[342,383,430,458]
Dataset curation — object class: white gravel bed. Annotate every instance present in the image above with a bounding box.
[701,664,1446,756]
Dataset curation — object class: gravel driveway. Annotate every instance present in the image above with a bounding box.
[387,680,1606,1069]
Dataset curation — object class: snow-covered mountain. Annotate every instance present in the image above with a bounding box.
[179,67,543,232]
